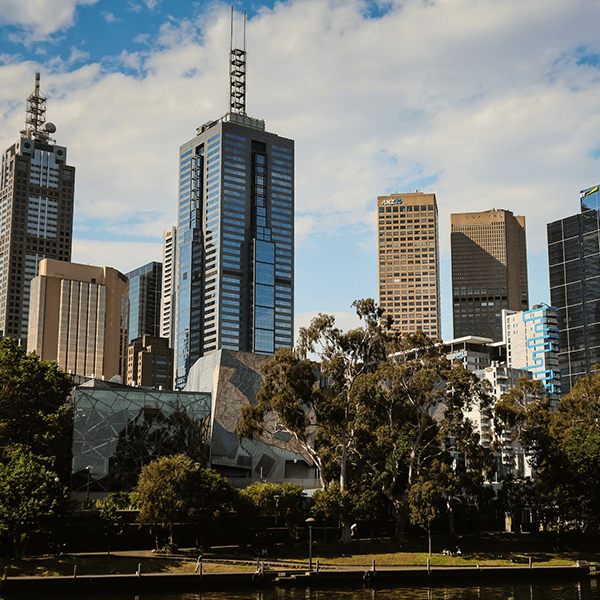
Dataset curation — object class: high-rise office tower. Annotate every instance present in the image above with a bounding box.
[503,305,561,404]
[27,259,129,381]
[0,73,75,345]
[174,19,294,388]
[377,192,440,338]
[160,226,177,344]
[547,184,600,395]
[451,209,528,341]
[126,261,162,343]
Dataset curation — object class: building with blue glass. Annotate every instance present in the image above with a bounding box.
[126,261,162,343]
[174,44,294,389]
[547,184,600,395]
[503,305,561,405]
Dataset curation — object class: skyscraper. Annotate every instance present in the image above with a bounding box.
[28,259,129,381]
[377,192,440,338]
[174,22,294,388]
[547,184,600,395]
[503,305,561,404]
[451,209,528,341]
[160,226,177,344]
[0,73,75,345]
[126,261,162,343]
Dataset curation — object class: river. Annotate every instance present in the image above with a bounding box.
[13,581,600,600]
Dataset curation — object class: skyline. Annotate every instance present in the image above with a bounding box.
[2,0,600,339]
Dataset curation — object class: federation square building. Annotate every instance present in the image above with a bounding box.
[174,42,294,388]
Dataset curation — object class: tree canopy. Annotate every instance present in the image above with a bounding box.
[0,338,73,479]
[239,299,495,541]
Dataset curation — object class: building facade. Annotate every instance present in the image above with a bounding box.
[174,44,294,389]
[0,73,75,346]
[503,305,561,404]
[28,259,129,381]
[547,184,600,395]
[377,192,440,338]
[451,209,528,341]
[126,335,173,389]
[160,226,176,344]
[126,261,162,343]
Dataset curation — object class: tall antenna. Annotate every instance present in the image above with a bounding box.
[21,72,54,143]
[229,8,247,116]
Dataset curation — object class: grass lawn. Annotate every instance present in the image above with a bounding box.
[1,540,597,577]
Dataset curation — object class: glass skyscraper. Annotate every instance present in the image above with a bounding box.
[547,184,600,395]
[174,42,294,389]
[126,261,162,343]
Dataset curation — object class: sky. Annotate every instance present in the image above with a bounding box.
[2,0,600,340]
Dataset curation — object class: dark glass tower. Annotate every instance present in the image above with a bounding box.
[126,261,162,343]
[0,73,75,345]
[174,29,294,388]
[547,184,600,395]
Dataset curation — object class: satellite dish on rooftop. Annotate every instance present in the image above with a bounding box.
[45,122,56,133]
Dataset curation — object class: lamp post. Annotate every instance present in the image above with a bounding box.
[305,517,315,571]
[85,465,91,503]
[274,494,280,545]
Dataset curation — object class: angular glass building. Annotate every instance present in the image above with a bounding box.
[547,184,600,395]
[174,41,294,388]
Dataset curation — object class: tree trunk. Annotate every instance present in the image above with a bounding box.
[428,524,432,557]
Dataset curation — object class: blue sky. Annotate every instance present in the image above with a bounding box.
[2,0,600,339]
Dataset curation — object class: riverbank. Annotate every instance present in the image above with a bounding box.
[0,563,597,596]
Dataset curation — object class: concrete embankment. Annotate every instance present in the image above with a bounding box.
[0,564,596,595]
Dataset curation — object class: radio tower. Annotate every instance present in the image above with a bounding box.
[20,72,55,144]
[229,7,247,115]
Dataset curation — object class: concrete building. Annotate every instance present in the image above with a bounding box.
[28,259,129,381]
[377,192,440,338]
[451,209,528,342]
[174,39,294,388]
[0,73,75,346]
[126,261,162,343]
[126,335,173,389]
[160,226,176,345]
[547,185,600,395]
[503,305,561,404]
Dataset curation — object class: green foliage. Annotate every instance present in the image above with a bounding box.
[137,454,234,545]
[239,481,306,538]
[0,449,69,558]
[0,338,73,480]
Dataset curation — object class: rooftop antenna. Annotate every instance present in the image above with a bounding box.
[229,7,247,116]
[21,72,55,143]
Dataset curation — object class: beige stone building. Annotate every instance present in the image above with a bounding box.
[377,192,440,338]
[451,209,528,342]
[28,259,129,381]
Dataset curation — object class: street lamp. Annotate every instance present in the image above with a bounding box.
[305,517,315,571]
[85,465,91,503]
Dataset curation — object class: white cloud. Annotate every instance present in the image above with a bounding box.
[0,0,99,42]
[102,12,119,24]
[72,239,162,274]
[3,0,600,309]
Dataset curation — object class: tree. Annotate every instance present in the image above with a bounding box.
[355,331,495,540]
[137,454,233,549]
[511,369,600,531]
[239,299,390,541]
[0,338,73,480]
[239,481,306,540]
[409,476,444,556]
[0,449,69,558]
[240,300,494,542]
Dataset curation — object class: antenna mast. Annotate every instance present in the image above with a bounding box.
[21,72,52,143]
[229,8,247,116]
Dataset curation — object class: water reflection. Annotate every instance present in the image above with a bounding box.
[5,582,600,600]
